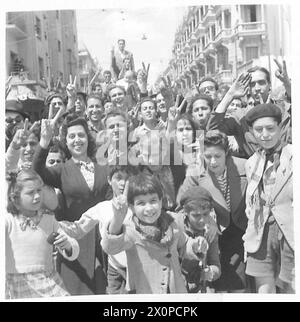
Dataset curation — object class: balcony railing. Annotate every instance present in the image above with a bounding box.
[202,7,216,24]
[214,28,232,43]
[234,22,266,36]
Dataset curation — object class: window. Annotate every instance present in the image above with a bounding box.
[56,11,59,19]
[58,40,61,52]
[38,57,44,80]
[224,10,231,28]
[211,25,216,40]
[74,35,76,43]
[80,78,85,88]
[244,5,257,22]
[245,46,259,61]
[35,16,42,39]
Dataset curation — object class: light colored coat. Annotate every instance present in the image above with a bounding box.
[243,144,293,253]
[101,213,201,294]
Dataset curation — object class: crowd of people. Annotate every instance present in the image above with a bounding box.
[4,38,294,298]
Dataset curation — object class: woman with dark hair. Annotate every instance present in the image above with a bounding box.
[168,113,204,198]
[178,130,248,293]
[32,114,110,296]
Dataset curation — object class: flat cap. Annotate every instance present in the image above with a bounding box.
[180,186,212,207]
[5,100,29,119]
[245,103,282,126]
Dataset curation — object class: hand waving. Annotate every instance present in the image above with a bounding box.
[228,73,252,99]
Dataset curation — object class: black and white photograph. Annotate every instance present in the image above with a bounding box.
[2,0,299,302]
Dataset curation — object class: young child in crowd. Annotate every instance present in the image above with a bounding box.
[5,169,79,299]
[58,165,137,294]
[101,172,211,294]
[176,186,221,293]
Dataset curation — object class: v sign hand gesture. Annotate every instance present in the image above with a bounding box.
[109,181,130,235]
[274,58,291,100]
[167,95,186,135]
[66,75,77,100]
[112,180,129,220]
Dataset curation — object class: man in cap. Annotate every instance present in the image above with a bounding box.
[5,100,28,150]
[243,103,294,293]
[208,63,291,158]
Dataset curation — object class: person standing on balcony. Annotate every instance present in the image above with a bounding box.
[207,62,291,158]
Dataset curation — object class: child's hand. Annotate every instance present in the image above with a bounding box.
[53,232,72,254]
[201,266,214,282]
[192,235,209,258]
[112,180,129,221]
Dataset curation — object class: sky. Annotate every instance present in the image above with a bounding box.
[76,7,188,84]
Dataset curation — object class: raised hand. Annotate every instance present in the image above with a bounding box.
[141,62,150,83]
[66,74,77,100]
[40,119,54,148]
[274,58,291,99]
[228,73,251,99]
[192,235,209,259]
[112,180,129,221]
[258,92,271,104]
[168,95,186,125]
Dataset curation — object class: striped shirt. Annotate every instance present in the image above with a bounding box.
[215,168,231,211]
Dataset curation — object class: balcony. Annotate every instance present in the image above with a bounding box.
[215,69,233,85]
[6,24,27,40]
[203,40,215,54]
[234,22,267,38]
[202,7,216,25]
[188,32,197,45]
[214,28,232,44]
[194,23,205,37]
[183,43,191,53]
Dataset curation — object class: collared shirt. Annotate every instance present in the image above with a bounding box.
[72,157,95,190]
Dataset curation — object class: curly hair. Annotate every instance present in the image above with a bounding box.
[189,94,214,112]
[60,114,97,160]
[204,130,229,154]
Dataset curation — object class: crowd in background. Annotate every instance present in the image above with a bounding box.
[5,38,293,298]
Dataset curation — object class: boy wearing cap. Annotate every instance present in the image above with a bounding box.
[176,186,221,293]
[243,103,294,293]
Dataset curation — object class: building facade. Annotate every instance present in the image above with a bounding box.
[78,45,100,92]
[6,10,78,91]
[164,4,291,93]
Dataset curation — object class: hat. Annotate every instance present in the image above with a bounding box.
[245,103,282,126]
[45,92,65,106]
[180,186,213,208]
[5,100,29,119]
[76,91,87,103]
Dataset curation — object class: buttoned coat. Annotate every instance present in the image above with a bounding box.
[101,213,200,294]
[177,156,248,232]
